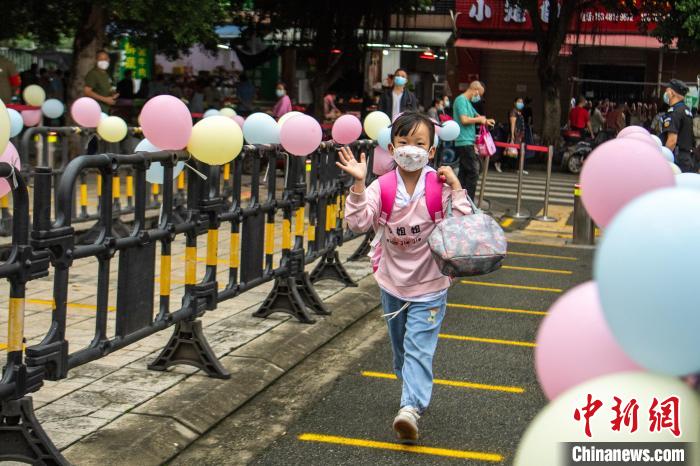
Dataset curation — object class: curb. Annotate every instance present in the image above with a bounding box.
[61,275,381,465]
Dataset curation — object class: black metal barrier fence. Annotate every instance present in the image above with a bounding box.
[0,139,375,465]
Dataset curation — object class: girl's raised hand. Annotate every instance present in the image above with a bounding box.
[336,146,367,182]
[437,165,461,190]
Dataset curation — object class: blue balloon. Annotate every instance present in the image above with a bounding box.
[377,126,391,151]
[203,108,220,118]
[41,99,64,119]
[676,173,700,191]
[135,138,185,184]
[660,146,674,163]
[242,112,280,145]
[439,120,460,142]
[7,108,23,137]
[594,187,700,376]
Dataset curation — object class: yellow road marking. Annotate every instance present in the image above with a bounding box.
[26,299,116,312]
[361,371,524,394]
[507,251,577,261]
[507,240,567,248]
[448,303,547,316]
[501,265,572,275]
[439,333,536,347]
[460,280,562,293]
[297,433,503,462]
[500,218,513,228]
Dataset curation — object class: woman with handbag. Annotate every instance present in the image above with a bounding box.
[496,97,526,174]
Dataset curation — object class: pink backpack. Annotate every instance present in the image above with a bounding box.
[370,170,443,272]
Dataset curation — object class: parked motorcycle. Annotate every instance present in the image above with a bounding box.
[560,130,612,174]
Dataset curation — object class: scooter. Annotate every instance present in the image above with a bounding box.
[560,130,612,174]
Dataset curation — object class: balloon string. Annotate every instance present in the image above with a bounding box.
[184,162,207,180]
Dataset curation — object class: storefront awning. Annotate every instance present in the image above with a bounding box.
[455,34,674,54]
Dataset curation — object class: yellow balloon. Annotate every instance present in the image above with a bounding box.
[363,111,391,140]
[219,107,237,117]
[187,115,243,165]
[278,111,302,127]
[97,116,128,143]
[514,372,700,466]
[0,99,10,156]
[23,85,46,107]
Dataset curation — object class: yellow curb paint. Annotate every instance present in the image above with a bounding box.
[361,371,525,394]
[297,434,503,462]
[501,265,572,275]
[507,251,577,261]
[460,281,563,293]
[439,333,536,348]
[26,299,116,312]
[447,303,547,316]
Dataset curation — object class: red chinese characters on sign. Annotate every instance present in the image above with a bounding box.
[574,394,603,438]
[649,396,681,437]
[611,397,639,433]
[573,395,682,438]
[455,0,655,33]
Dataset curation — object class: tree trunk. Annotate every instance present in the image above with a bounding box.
[538,65,562,146]
[68,4,107,103]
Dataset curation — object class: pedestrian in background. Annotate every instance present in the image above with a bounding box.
[427,98,442,121]
[340,112,472,444]
[605,102,626,135]
[379,68,417,120]
[272,82,292,119]
[84,50,118,113]
[590,101,605,135]
[453,80,495,200]
[494,97,526,174]
[568,96,594,136]
[0,54,20,103]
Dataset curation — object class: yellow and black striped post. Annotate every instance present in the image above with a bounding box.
[6,281,26,366]
[158,243,172,319]
[112,173,122,212]
[229,226,240,285]
[126,170,134,209]
[185,235,197,288]
[78,172,89,219]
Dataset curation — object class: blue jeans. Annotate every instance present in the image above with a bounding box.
[380,290,447,414]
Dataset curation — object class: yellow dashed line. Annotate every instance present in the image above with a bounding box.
[447,303,547,316]
[439,333,536,348]
[507,251,577,261]
[298,433,504,462]
[501,265,572,275]
[361,371,524,394]
[460,281,563,293]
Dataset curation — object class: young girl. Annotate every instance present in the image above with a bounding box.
[338,112,472,443]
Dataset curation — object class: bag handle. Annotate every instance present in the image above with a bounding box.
[444,190,480,219]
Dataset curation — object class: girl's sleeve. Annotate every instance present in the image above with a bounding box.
[442,184,473,217]
[345,180,381,233]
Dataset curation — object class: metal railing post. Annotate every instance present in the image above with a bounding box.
[505,142,530,219]
[534,145,557,222]
[477,154,491,211]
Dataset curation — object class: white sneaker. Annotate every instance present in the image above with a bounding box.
[494,162,503,173]
[392,406,420,443]
[522,170,529,175]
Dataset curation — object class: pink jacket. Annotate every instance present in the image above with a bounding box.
[345,175,472,298]
[273,95,292,119]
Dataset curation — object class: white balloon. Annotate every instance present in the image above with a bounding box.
[439,120,460,142]
[135,138,185,184]
[7,109,23,137]
[219,107,236,117]
[41,99,65,119]
[203,109,220,118]
[650,134,663,147]
[660,146,674,162]
[669,162,682,175]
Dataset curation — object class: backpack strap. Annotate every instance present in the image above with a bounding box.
[424,171,444,223]
[378,171,398,225]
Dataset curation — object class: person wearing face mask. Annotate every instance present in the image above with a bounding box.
[494,97,527,174]
[661,79,695,173]
[379,68,418,120]
[427,99,442,121]
[453,80,495,200]
[83,50,119,113]
[271,82,292,119]
[339,112,472,444]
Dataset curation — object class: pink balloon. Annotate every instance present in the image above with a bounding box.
[21,110,42,127]
[391,112,404,124]
[70,97,101,127]
[536,282,641,400]
[140,95,193,150]
[617,125,649,138]
[372,146,395,176]
[280,114,322,156]
[619,131,659,150]
[232,115,245,128]
[332,115,362,145]
[0,143,22,198]
[580,138,675,228]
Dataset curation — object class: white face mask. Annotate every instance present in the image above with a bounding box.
[97,60,110,70]
[392,145,430,172]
